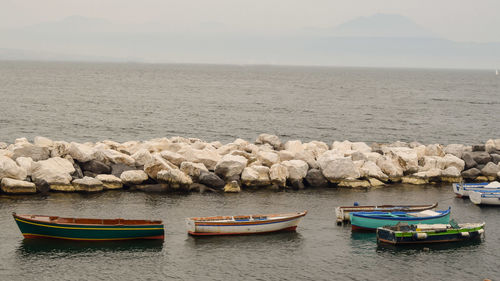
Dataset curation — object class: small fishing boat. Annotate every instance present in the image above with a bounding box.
[335,202,438,224]
[452,181,500,197]
[350,208,451,232]
[185,211,307,236]
[377,221,485,245]
[13,213,165,241]
[470,191,500,205]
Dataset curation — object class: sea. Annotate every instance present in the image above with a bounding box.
[0,61,500,280]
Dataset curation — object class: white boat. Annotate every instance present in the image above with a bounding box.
[452,181,500,197]
[185,211,307,236]
[470,191,500,205]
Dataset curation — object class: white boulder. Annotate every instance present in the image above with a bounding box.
[215,154,248,179]
[120,170,149,185]
[1,178,36,194]
[281,160,308,181]
[241,165,271,186]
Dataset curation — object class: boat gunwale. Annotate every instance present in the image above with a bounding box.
[187,211,307,223]
[350,207,451,221]
[336,202,438,211]
[13,213,163,227]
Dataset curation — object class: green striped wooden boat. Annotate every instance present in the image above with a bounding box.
[13,213,164,241]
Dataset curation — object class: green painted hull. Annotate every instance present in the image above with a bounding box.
[14,215,164,241]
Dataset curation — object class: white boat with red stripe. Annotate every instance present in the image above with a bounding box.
[185,211,307,236]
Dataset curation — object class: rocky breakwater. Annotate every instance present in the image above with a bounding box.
[1,135,500,195]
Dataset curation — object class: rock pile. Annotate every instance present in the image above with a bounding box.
[1,135,499,194]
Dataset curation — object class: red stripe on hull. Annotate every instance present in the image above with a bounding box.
[22,234,164,240]
[188,226,297,236]
[351,225,376,232]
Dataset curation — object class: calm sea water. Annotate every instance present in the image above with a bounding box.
[0,186,498,281]
[0,61,499,144]
[1,61,500,280]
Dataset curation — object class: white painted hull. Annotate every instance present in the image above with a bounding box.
[452,183,500,197]
[470,191,500,205]
[186,211,307,235]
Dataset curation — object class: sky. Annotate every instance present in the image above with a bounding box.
[1,0,500,42]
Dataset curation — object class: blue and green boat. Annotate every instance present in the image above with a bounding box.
[350,208,451,232]
[13,213,164,241]
[377,222,485,245]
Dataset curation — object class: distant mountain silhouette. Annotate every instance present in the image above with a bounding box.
[1,14,499,69]
[329,13,437,38]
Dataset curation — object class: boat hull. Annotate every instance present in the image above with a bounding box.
[186,212,306,236]
[470,191,500,205]
[377,224,485,245]
[453,182,500,197]
[335,203,437,223]
[350,210,450,232]
[13,214,164,241]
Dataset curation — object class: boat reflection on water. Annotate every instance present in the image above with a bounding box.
[185,230,303,247]
[17,238,164,255]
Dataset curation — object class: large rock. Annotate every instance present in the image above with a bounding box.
[444,144,467,158]
[31,157,75,189]
[485,139,500,153]
[413,168,442,180]
[351,142,372,153]
[385,147,418,173]
[180,162,208,181]
[95,149,135,166]
[305,168,328,187]
[72,176,104,192]
[120,170,149,185]
[215,154,247,180]
[440,167,462,182]
[12,143,50,162]
[157,169,193,189]
[160,150,186,166]
[95,174,123,189]
[269,163,288,187]
[255,134,282,150]
[461,168,481,179]
[294,150,318,169]
[278,150,295,162]
[481,162,500,177]
[111,163,137,178]
[471,151,491,165]
[224,180,241,193]
[491,154,500,165]
[1,178,36,194]
[241,165,271,187]
[376,156,404,179]
[442,154,465,171]
[257,151,280,167]
[419,156,446,171]
[144,154,177,179]
[198,171,225,189]
[282,160,309,181]
[80,160,111,174]
[131,149,153,166]
[15,157,33,177]
[68,142,95,162]
[424,144,445,157]
[179,148,221,171]
[360,161,388,180]
[332,140,352,152]
[319,156,360,182]
[284,140,304,154]
[462,152,478,169]
[33,136,53,147]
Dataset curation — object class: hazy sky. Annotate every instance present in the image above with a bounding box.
[2,0,500,42]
